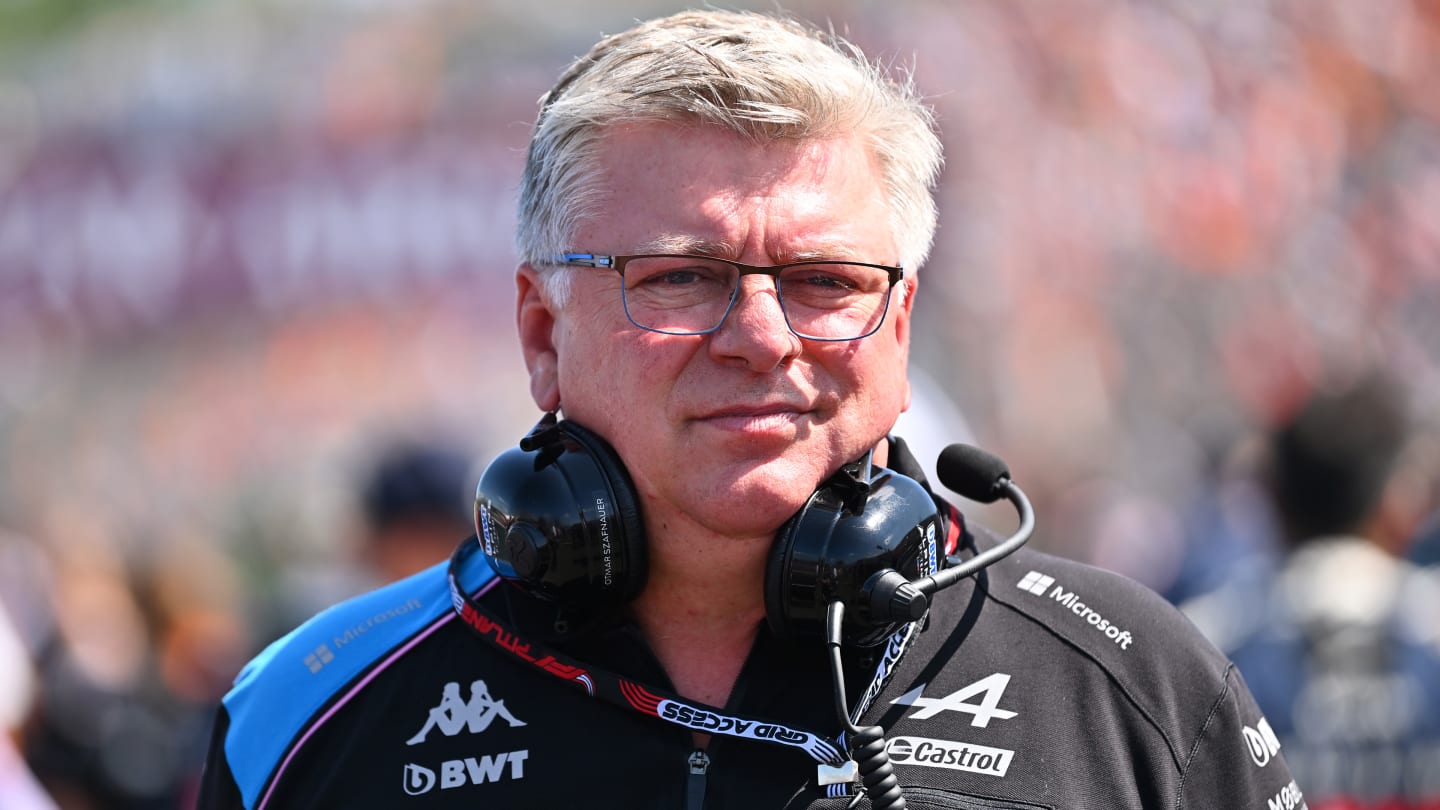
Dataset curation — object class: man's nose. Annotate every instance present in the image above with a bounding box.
[706,275,801,369]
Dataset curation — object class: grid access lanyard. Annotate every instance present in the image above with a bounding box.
[446,535,924,795]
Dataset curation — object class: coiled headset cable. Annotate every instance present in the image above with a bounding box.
[826,600,907,810]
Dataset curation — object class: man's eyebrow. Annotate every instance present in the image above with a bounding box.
[777,245,860,263]
[634,236,735,256]
[632,237,869,263]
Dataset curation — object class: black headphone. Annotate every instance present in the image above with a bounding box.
[474,412,945,647]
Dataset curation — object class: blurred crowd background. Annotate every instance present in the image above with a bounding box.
[0,0,1437,808]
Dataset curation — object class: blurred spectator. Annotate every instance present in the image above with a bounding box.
[0,737,57,810]
[356,440,475,583]
[0,599,58,810]
[11,526,248,809]
[1161,434,1283,607]
[1409,510,1440,569]
[1182,371,1440,808]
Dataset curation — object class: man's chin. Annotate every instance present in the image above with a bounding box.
[703,468,825,527]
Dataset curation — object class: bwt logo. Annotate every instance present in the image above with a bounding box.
[402,751,529,796]
[1243,717,1281,767]
[404,764,437,795]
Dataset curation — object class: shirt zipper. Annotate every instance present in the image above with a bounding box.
[686,749,710,810]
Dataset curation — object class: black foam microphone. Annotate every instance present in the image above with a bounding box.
[912,443,1035,595]
[937,444,1012,504]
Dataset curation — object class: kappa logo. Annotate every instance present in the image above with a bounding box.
[407,679,526,746]
[891,673,1017,728]
[1243,717,1282,767]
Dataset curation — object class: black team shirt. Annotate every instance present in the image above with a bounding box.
[199,519,1305,809]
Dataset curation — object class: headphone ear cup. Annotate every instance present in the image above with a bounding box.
[475,417,648,608]
[764,486,844,643]
[556,420,648,602]
[764,466,941,646]
[764,511,801,641]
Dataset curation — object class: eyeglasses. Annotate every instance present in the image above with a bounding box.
[548,253,904,341]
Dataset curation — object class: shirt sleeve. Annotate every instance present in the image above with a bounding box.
[1176,665,1306,810]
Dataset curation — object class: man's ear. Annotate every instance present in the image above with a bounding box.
[516,264,561,411]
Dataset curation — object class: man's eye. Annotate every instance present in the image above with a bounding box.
[630,262,729,288]
[650,270,704,285]
[796,273,856,289]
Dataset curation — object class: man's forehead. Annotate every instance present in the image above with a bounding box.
[582,125,895,260]
[631,235,873,263]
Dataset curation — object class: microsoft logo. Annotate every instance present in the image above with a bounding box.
[1017,571,1054,596]
[305,644,335,674]
[1018,571,1136,650]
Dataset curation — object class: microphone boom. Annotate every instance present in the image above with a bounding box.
[915,444,1035,595]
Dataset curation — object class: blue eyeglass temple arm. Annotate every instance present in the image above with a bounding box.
[552,253,614,268]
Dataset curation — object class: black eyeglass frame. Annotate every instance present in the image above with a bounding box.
[548,252,905,342]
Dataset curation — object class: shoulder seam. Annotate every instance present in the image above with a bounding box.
[1172,662,1236,810]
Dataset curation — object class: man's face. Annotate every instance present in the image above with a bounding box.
[519,123,915,538]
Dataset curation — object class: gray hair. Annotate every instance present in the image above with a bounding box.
[516,9,943,304]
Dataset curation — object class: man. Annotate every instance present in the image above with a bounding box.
[357,441,475,584]
[1183,373,1440,807]
[199,10,1301,808]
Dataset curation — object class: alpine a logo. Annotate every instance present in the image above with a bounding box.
[886,736,1014,777]
[1017,570,1134,650]
[407,679,525,745]
[891,673,1017,728]
[402,750,529,796]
